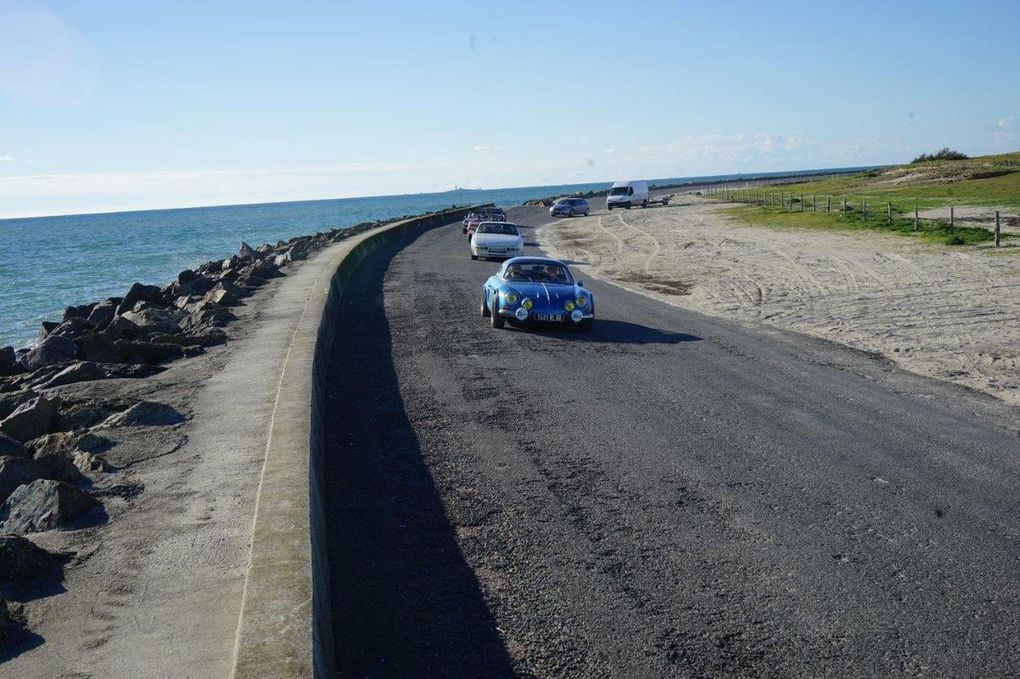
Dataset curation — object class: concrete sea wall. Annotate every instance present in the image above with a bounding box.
[229,205,480,678]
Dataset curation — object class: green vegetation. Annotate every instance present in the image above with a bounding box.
[911,147,969,163]
[720,205,994,246]
[711,151,1020,246]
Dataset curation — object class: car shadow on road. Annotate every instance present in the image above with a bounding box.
[322,234,514,677]
[524,319,701,345]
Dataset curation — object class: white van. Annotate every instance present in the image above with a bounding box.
[606,180,649,210]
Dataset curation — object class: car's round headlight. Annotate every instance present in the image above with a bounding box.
[521,298,533,310]
[503,291,518,304]
[575,296,587,307]
[564,301,575,311]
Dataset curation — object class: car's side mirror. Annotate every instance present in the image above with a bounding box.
[577,281,584,287]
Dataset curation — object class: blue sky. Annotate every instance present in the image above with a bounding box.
[1,0,1017,217]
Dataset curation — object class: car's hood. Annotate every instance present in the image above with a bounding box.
[474,234,522,247]
[504,280,580,307]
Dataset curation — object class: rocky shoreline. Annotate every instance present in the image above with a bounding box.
[0,211,449,651]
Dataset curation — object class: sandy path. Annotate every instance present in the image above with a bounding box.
[540,196,1020,406]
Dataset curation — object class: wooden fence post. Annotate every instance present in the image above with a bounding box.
[995,210,1001,247]
[950,205,955,228]
[826,195,831,213]
[813,195,817,212]
[887,202,892,225]
[842,196,847,215]
[914,205,918,231]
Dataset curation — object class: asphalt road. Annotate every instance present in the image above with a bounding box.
[323,205,1020,677]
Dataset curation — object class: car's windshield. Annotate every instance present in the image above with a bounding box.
[504,262,572,283]
[609,187,629,196]
[478,223,519,235]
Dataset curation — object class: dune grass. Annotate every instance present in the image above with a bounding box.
[713,152,1019,245]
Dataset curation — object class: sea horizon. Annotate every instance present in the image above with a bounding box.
[0,165,878,349]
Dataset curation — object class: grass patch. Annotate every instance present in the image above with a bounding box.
[721,205,997,246]
[718,151,1020,210]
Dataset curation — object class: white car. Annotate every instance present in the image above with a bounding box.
[470,222,524,261]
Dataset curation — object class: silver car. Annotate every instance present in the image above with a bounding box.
[550,197,590,217]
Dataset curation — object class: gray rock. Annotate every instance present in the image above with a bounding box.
[181,302,235,332]
[121,307,182,335]
[0,534,61,583]
[0,479,100,534]
[38,321,60,339]
[86,299,119,328]
[116,282,164,315]
[0,395,61,442]
[75,333,122,363]
[0,433,28,459]
[0,346,17,376]
[273,251,293,268]
[0,593,8,644]
[33,361,107,389]
[177,269,198,285]
[0,390,38,421]
[114,340,184,365]
[62,302,96,322]
[205,282,242,307]
[18,334,79,371]
[0,456,48,505]
[25,430,109,457]
[55,400,121,432]
[50,317,98,340]
[101,401,184,428]
[239,241,256,259]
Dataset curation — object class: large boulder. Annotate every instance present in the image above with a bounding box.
[205,282,242,307]
[116,283,164,315]
[86,299,119,328]
[0,433,28,459]
[32,361,107,389]
[62,302,96,322]
[0,346,16,377]
[100,401,184,428]
[121,307,182,336]
[75,332,122,363]
[0,456,48,505]
[17,334,79,372]
[0,534,61,583]
[50,317,98,340]
[180,301,234,332]
[0,479,100,534]
[0,395,61,442]
[0,593,8,644]
[239,241,256,259]
[0,390,38,421]
[114,340,184,365]
[54,399,122,432]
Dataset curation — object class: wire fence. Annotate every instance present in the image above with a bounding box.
[702,185,1015,248]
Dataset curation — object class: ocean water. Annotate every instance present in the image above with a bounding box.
[0,168,870,349]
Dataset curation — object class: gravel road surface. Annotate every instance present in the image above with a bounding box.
[323,204,1020,677]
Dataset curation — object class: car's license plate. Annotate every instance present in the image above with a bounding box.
[532,313,563,322]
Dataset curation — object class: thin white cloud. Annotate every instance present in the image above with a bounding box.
[994,115,1016,146]
[472,144,501,153]
[0,154,13,162]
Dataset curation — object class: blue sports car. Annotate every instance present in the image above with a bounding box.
[481,257,595,331]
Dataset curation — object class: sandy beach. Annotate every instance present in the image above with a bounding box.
[539,195,1020,407]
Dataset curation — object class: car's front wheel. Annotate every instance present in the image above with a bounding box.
[480,292,490,317]
[490,302,505,328]
[584,208,590,216]
[471,253,477,260]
